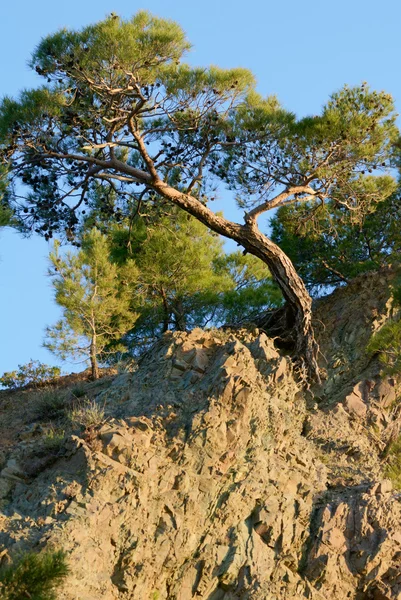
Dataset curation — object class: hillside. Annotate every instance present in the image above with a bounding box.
[1,268,401,600]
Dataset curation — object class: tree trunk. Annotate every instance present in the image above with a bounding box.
[90,334,99,380]
[239,221,321,383]
[172,299,187,331]
[160,287,170,333]
[152,181,321,382]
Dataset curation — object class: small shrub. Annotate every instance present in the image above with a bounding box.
[82,427,103,452]
[115,357,136,374]
[70,384,87,399]
[41,427,65,453]
[0,550,68,600]
[24,427,65,478]
[34,391,68,420]
[384,435,401,489]
[0,361,61,390]
[368,317,401,374]
[367,278,401,374]
[69,398,106,429]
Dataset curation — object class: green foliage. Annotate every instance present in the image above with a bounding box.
[44,228,138,376]
[0,88,65,141]
[0,361,61,390]
[0,11,398,381]
[383,435,401,489]
[116,210,232,339]
[224,83,397,217]
[367,319,401,374]
[270,190,401,292]
[22,427,66,479]
[0,193,14,227]
[31,11,191,81]
[0,11,254,238]
[69,398,106,429]
[0,550,68,600]
[0,166,25,231]
[213,251,282,323]
[367,278,401,374]
[102,210,281,352]
[40,427,66,453]
[70,384,87,398]
[34,390,68,420]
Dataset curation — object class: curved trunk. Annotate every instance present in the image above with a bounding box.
[238,221,320,383]
[152,181,321,382]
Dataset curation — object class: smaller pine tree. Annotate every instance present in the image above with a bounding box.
[0,550,68,600]
[107,210,234,350]
[44,228,138,379]
[213,251,282,324]
[105,210,282,353]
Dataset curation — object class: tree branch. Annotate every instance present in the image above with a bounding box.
[245,185,318,224]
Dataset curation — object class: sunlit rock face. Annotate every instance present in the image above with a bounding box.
[1,270,401,600]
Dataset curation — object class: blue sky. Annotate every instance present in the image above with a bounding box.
[1,0,400,375]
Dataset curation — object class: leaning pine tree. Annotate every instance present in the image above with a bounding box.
[44,228,138,379]
[0,12,398,380]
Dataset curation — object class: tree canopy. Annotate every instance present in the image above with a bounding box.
[0,11,399,380]
[270,188,401,293]
[90,208,281,354]
[44,228,138,378]
[109,209,232,347]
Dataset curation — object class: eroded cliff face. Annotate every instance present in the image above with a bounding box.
[0,269,401,600]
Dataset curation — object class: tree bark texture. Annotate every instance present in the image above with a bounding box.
[90,334,99,380]
[172,299,187,332]
[238,221,321,383]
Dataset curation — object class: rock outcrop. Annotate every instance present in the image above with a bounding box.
[0,270,401,599]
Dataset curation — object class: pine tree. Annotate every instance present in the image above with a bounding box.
[270,189,401,293]
[44,228,138,378]
[110,210,232,343]
[1,12,398,379]
[103,210,282,352]
[214,251,282,324]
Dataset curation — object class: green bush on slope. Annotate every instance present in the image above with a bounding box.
[0,361,61,390]
[0,551,68,600]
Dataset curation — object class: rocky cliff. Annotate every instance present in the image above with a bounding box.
[1,269,401,599]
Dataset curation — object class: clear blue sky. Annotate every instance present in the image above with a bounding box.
[1,0,400,375]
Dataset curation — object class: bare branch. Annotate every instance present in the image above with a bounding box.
[245,185,319,224]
